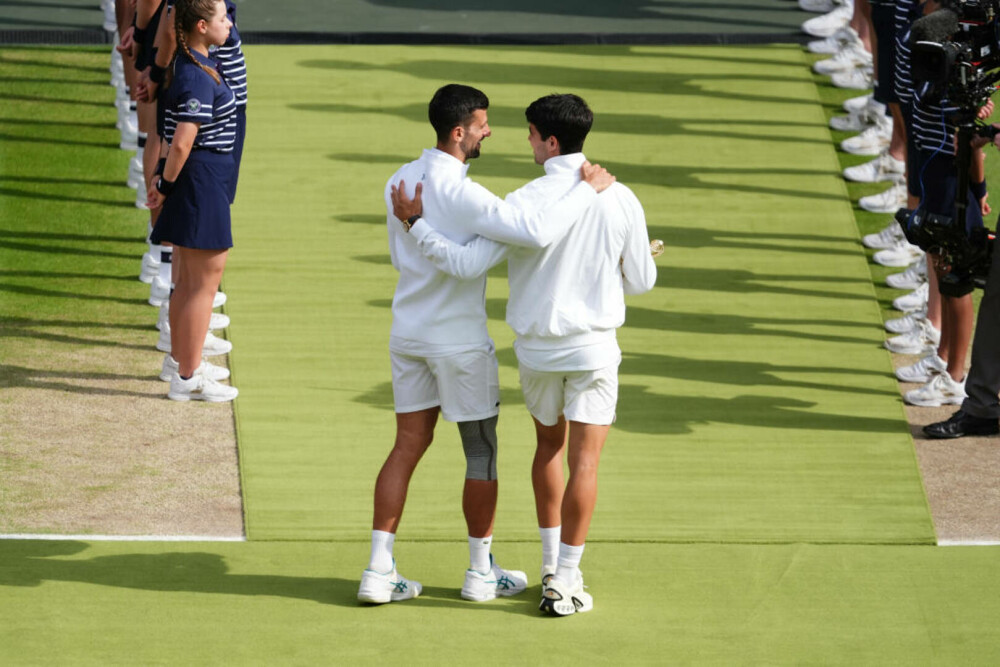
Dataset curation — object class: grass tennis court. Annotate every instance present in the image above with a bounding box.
[2,41,1000,663]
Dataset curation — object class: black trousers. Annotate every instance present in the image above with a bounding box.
[962,224,1000,418]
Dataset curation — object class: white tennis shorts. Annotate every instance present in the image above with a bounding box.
[391,344,500,422]
[518,363,619,427]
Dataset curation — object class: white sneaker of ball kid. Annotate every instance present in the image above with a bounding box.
[904,373,966,407]
[156,327,232,357]
[886,258,927,290]
[461,555,528,602]
[831,65,873,90]
[167,372,238,403]
[842,93,872,114]
[859,182,908,214]
[841,116,892,156]
[862,220,906,250]
[157,304,229,332]
[808,26,860,54]
[885,318,941,355]
[885,308,927,334]
[813,42,872,75]
[844,152,906,184]
[892,282,929,312]
[873,239,923,267]
[895,353,947,384]
[802,4,853,37]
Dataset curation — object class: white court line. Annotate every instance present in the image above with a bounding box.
[938,539,1000,547]
[0,534,245,542]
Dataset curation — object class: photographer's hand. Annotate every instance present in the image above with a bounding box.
[980,194,991,217]
[979,99,995,121]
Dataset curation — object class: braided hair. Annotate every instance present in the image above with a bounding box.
[173,0,222,85]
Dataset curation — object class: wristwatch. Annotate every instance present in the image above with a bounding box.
[400,214,421,232]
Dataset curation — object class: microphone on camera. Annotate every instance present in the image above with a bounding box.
[911,8,960,43]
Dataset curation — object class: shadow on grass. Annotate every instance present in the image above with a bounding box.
[0,365,161,395]
[322,149,845,204]
[615,385,906,435]
[0,541,542,614]
[363,0,800,30]
[296,56,819,108]
[0,542,352,607]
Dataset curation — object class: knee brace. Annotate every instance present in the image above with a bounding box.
[458,415,498,481]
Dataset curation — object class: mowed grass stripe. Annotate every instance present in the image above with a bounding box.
[1,539,999,664]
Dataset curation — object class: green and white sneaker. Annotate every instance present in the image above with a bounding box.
[540,573,593,617]
[461,555,528,602]
[357,562,421,604]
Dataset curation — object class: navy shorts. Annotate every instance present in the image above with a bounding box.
[151,150,235,250]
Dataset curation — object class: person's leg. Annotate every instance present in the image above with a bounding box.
[170,246,227,377]
[888,102,906,163]
[559,422,611,549]
[541,420,609,617]
[927,261,942,334]
[360,408,436,602]
[532,416,566,531]
[372,407,438,536]
[852,0,872,54]
[944,293,974,383]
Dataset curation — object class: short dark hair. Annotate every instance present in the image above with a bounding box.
[524,94,593,155]
[428,84,490,143]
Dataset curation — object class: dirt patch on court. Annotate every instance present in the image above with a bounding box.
[892,354,1000,543]
[0,336,243,538]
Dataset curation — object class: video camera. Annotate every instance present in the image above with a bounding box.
[899,207,995,289]
[911,1,1000,117]
[904,2,1000,288]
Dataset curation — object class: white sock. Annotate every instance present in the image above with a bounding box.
[368,530,395,573]
[469,535,492,573]
[555,542,585,583]
[539,526,560,569]
[158,246,172,284]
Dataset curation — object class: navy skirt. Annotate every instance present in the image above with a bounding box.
[151,150,234,250]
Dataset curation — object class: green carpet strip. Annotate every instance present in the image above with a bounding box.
[227,44,934,543]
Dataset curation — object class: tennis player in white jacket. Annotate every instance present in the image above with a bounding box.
[359,85,617,606]
[391,94,658,617]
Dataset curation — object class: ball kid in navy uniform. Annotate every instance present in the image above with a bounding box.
[214,0,247,203]
[147,0,239,402]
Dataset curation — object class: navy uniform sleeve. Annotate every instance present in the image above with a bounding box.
[172,74,215,124]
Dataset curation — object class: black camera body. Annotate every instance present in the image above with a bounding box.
[899,208,995,289]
